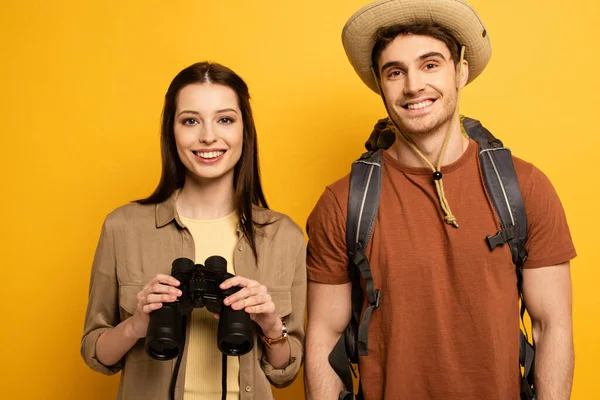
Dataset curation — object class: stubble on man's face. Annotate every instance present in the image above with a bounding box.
[387,86,458,138]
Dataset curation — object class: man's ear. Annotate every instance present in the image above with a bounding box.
[457,59,469,89]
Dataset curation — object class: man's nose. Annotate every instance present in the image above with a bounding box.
[404,70,426,95]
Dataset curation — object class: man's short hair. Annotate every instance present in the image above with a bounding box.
[371,22,462,78]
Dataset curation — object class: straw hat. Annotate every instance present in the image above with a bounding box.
[342,0,491,93]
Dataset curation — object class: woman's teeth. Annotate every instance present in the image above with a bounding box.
[195,151,225,159]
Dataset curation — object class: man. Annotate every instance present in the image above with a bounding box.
[304,0,576,399]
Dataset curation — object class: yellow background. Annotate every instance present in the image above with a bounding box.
[1,0,598,398]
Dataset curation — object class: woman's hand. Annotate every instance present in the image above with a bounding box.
[128,274,181,339]
[219,276,282,338]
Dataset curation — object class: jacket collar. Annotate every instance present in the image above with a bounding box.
[155,192,183,228]
[155,191,266,235]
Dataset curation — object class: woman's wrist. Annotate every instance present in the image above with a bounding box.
[261,316,284,339]
[124,316,145,340]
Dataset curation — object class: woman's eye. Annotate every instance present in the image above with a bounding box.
[183,118,198,125]
[218,117,234,124]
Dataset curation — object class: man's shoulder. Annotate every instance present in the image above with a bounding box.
[307,173,352,229]
[327,173,350,199]
[511,154,548,191]
[323,173,351,205]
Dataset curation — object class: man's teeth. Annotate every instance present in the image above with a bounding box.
[195,151,225,159]
[406,100,433,110]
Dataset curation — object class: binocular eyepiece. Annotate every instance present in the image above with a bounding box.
[145,256,254,360]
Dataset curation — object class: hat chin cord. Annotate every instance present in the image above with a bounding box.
[371,45,466,228]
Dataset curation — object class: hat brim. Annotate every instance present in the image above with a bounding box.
[342,0,491,93]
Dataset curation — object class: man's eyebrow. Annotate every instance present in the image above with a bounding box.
[380,51,448,73]
[418,51,447,61]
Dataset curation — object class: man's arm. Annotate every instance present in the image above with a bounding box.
[305,281,352,400]
[522,262,574,400]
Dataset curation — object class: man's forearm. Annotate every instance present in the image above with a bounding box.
[305,281,353,399]
[305,327,345,400]
[533,322,574,400]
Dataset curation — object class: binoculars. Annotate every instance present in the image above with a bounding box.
[145,256,254,360]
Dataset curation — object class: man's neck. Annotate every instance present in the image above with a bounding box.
[387,117,469,168]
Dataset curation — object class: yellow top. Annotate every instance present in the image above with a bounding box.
[181,211,241,400]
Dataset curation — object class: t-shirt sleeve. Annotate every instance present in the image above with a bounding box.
[521,165,576,268]
[306,187,351,284]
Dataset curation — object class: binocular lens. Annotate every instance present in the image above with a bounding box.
[217,306,253,356]
[218,334,253,356]
[146,338,180,360]
[145,305,182,360]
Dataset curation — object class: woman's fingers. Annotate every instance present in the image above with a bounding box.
[142,302,163,314]
[150,282,182,296]
[224,284,266,307]
[220,275,252,290]
[143,274,179,291]
[154,274,180,287]
[244,302,275,315]
[146,293,178,305]
[136,274,182,315]
[220,276,276,315]
[240,292,273,311]
[229,291,273,313]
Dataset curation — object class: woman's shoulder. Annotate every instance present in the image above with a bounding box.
[103,201,156,231]
[253,207,304,241]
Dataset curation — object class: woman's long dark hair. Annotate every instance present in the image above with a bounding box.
[138,62,269,260]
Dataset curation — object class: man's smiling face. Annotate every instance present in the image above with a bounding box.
[377,34,467,138]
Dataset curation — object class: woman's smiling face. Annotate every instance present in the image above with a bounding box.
[174,83,243,185]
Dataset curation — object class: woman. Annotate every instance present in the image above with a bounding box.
[81,62,306,400]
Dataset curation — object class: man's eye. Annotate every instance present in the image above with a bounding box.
[426,63,437,69]
[389,70,402,77]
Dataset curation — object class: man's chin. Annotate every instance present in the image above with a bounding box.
[395,121,437,137]
[393,112,456,138]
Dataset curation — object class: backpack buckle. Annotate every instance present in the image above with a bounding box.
[372,289,381,308]
[486,226,517,250]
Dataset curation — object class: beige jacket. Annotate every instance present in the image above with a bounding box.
[81,194,306,399]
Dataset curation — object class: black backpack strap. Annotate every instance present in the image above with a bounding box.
[463,117,535,400]
[328,333,355,400]
[346,149,383,357]
[462,117,528,265]
[328,149,382,400]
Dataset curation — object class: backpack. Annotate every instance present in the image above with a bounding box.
[328,117,536,400]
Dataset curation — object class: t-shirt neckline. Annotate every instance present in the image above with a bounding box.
[179,210,237,224]
[382,139,476,175]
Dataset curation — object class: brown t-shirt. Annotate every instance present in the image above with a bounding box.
[306,140,576,400]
